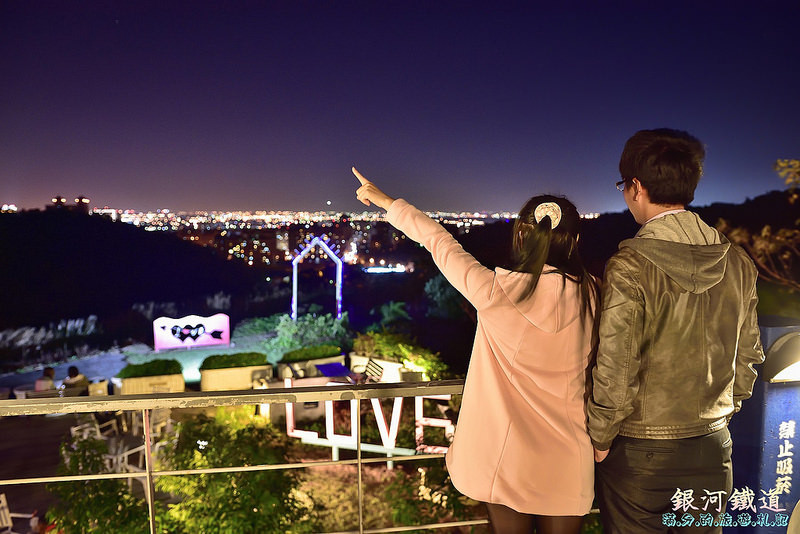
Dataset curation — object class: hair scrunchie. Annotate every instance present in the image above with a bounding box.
[533,202,562,229]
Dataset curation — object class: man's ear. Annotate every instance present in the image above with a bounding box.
[631,178,643,200]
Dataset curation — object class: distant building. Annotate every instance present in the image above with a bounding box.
[74,196,90,214]
[49,195,67,209]
[46,195,91,214]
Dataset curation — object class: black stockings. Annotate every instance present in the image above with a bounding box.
[485,502,583,534]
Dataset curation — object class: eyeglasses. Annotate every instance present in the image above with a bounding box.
[615,179,626,192]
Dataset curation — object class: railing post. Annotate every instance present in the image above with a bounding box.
[142,408,156,534]
[357,397,363,534]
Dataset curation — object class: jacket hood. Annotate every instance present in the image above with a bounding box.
[620,211,731,293]
[495,267,586,333]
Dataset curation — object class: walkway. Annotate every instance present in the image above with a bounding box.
[0,414,76,531]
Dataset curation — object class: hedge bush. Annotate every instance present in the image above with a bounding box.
[280,344,341,362]
[116,359,183,378]
[199,352,268,371]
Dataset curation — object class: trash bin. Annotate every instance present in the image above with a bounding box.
[728,315,800,533]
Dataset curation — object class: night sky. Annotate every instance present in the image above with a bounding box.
[1,2,798,214]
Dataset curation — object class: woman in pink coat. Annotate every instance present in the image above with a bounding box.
[353,168,599,534]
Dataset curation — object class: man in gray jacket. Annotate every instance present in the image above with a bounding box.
[588,128,765,533]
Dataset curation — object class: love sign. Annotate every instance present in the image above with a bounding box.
[153,313,230,351]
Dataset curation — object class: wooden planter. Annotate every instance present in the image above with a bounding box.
[199,364,272,392]
[399,369,425,382]
[275,354,346,379]
[349,354,406,382]
[111,374,185,395]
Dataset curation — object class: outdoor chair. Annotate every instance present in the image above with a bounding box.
[153,426,180,463]
[87,380,130,435]
[364,358,384,382]
[0,493,37,534]
[104,442,146,472]
[130,408,173,438]
[70,413,118,440]
[150,408,173,437]
[103,441,147,492]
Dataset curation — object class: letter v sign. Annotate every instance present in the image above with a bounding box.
[371,397,403,449]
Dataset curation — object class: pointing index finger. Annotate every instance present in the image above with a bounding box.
[352,166,370,186]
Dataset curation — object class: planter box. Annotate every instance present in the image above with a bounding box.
[200,364,272,392]
[399,370,425,382]
[111,374,185,395]
[275,354,346,379]
[349,354,405,382]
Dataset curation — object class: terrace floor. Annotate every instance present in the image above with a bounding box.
[0,413,75,530]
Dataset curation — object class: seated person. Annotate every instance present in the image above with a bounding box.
[34,367,56,391]
[63,365,89,390]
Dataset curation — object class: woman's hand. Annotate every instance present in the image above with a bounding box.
[353,167,395,211]
[594,447,610,463]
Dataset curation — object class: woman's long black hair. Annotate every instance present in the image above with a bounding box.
[512,195,600,349]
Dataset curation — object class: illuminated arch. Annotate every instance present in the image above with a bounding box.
[291,235,343,320]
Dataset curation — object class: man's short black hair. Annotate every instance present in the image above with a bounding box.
[619,128,705,206]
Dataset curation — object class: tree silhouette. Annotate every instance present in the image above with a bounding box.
[717,160,800,293]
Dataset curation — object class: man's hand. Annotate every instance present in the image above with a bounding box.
[353,167,395,211]
[594,447,610,463]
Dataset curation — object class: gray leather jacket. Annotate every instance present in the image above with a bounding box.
[587,211,764,450]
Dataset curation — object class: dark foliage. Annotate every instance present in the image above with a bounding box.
[0,209,259,329]
[116,358,183,378]
[199,352,268,370]
[280,344,342,362]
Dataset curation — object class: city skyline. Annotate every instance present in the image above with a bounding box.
[2,2,798,214]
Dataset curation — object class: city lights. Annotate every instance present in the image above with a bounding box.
[365,265,407,274]
[11,199,600,278]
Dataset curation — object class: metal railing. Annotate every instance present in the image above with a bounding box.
[0,380,489,533]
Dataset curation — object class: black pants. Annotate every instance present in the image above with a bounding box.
[596,428,733,534]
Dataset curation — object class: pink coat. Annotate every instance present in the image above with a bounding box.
[387,199,594,515]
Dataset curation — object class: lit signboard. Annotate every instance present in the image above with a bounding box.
[281,378,454,466]
[153,313,230,352]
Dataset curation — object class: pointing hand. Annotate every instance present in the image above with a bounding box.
[353,167,395,211]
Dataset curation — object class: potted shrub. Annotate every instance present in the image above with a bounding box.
[258,313,351,365]
[350,332,447,382]
[199,352,272,391]
[112,359,185,395]
[275,344,345,379]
